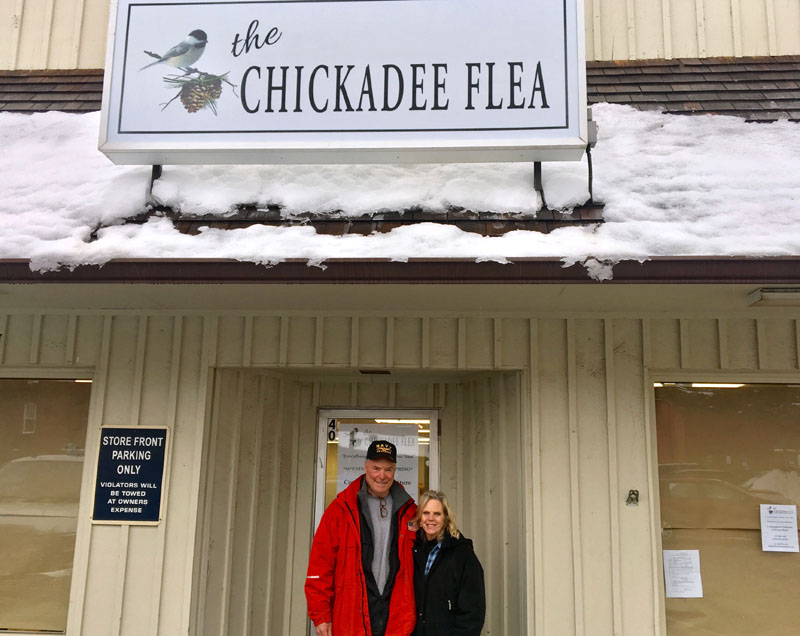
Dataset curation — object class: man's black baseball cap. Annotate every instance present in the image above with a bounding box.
[366,440,397,463]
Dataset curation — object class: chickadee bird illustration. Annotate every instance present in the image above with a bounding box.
[140,29,208,71]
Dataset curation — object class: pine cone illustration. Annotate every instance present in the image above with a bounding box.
[180,81,207,113]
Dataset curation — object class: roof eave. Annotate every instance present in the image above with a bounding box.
[1,257,800,285]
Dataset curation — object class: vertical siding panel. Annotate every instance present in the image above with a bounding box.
[228,374,265,636]
[611,319,656,636]
[566,320,586,636]
[661,0,673,58]
[429,318,458,368]
[592,0,603,60]
[196,371,238,636]
[796,320,800,370]
[493,318,503,368]
[669,0,699,58]
[421,317,430,368]
[161,316,206,636]
[527,320,544,636]
[70,0,87,67]
[253,377,283,635]
[685,318,721,370]
[385,317,395,367]
[575,319,614,636]
[321,316,351,366]
[243,316,254,367]
[280,381,303,632]
[633,0,665,58]
[314,316,324,367]
[649,319,680,369]
[501,318,528,369]
[765,0,778,54]
[625,0,637,58]
[65,314,78,365]
[2,314,33,365]
[216,316,245,367]
[394,317,423,367]
[41,0,54,65]
[718,318,729,368]
[28,313,42,364]
[146,315,182,635]
[186,315,218,636]
[538,318,575,636]
[120,316,176,635]
[740,0,770,55]
[0,314,7,364]
[730,0,744,55]
[76,0,109,68]
[251,316,282,365]
[279,316,289,366]
[774,0,800,54]
[694,0,707,56]
[602,0,632,60]
[756,319,768,369]
[38,314,69,365]
[350,316,360,366]
[67,315,111,636]
[457,318,466,368]
[604,320,624,636]
[465,317,493,368]
[725,319,759,369]
[4,0,25,70]
[678,319,689,369]
[287,383,318,632]
[358,317,388,367]
[704,0,736,56]
[757,318,798,369]
[287,316,317,366]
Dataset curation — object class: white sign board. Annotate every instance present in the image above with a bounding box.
[663,550,704,599]
[99,0,587,164]
[760,504,800,552]
[337,423,419,501]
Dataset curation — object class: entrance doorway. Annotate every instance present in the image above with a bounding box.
[313,409,440,530]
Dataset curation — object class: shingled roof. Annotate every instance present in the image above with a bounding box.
[2,56,799,121]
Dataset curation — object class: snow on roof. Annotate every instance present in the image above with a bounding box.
[2,103,799,279]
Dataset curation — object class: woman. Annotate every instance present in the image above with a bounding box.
[412,490,485,636]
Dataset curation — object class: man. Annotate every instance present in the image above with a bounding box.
[306,440,417,636]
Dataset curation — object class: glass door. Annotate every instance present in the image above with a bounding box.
[313,409,439,529]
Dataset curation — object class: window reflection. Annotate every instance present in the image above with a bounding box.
[0,379,90,633]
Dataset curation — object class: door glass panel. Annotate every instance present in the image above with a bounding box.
[0,379,91,633]
[321,414,434,510]
[656,383,800,636]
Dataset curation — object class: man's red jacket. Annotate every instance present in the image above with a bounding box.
[305,475,418,636]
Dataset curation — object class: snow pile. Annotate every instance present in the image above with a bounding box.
[2,104,800,274]
[745,469,800,505]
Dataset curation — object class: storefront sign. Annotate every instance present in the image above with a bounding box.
[337,423,419,501]
[99,0,587,164]
[91,427,169,524]
[760,504,799,552]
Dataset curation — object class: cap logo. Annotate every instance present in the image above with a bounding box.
[376,443,392,454]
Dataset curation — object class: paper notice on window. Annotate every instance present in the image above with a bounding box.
[760,504,799,552]
[663,550,703,598]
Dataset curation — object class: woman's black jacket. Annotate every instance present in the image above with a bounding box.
[412,530,486,636]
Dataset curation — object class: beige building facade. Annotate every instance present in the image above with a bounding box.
[1,280,799,635]
[2,0,800,70]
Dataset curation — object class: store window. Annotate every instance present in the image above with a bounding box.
[655,383,800,636]
[0,379,91,633]
[314,410,438,528]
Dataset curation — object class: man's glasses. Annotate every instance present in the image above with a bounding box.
[380,499,388,518]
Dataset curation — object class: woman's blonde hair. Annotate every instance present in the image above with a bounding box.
[414,490,460,540]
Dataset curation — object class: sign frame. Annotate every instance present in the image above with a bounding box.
[90,425,170,526]
[98,0,588,165]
